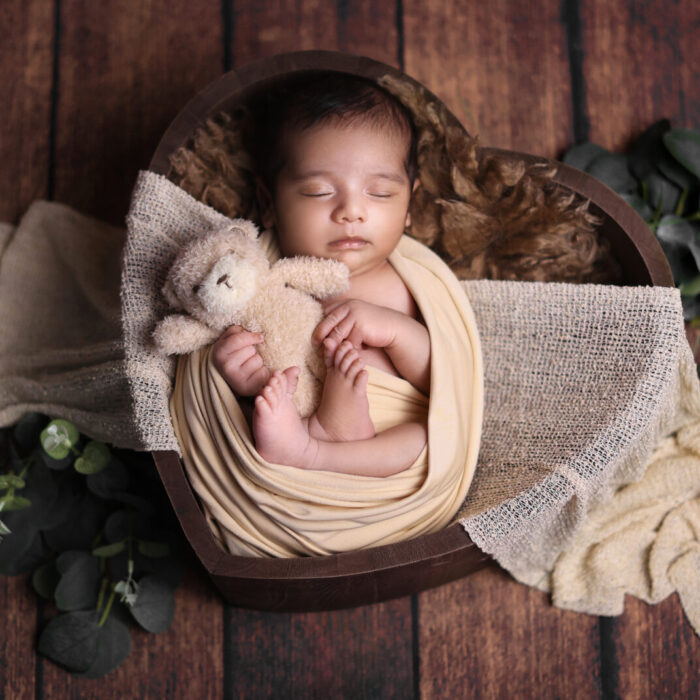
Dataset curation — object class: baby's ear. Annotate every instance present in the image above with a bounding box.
[161,278,183,310]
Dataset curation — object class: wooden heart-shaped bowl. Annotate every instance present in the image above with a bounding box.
[146,50,673,612]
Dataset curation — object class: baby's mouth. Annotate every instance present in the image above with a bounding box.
[329,237,369,249]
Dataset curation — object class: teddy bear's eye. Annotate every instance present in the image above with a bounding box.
[192,284,200,294]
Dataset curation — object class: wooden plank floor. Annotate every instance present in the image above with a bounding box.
[2,1,699,697]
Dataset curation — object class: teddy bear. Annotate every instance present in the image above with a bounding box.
[153,219,350,416]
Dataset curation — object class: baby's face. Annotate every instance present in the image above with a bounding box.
[265,121,412,278]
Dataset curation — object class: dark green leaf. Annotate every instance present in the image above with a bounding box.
[0,474,25,489]
[129,575,174,633]
[74,611,131,679]
[0,519,10,537]
[620,193,653,220]
[41,420,80,460]
[588,153,637,193]
[644,171,681,214]
[44,492,106,552]
[657,216,700,267]
[562,142,609,171]
[627,119,671,181]
[56,550,87,575]
[2,495,31,511]
[86,459,129,500]
[54,551,100,611]
[37,610,100,673]
[663,128,700,180]
[109,491,155,515]
[137,540,170,558]
[657,148,697,193]
[0,528,45,575]
[32,561,60,599]
[74,442,110,475]
[13,414,47,457]
[139,555,183,589]
[104,509,150,543]
[92,541,125,558]
[680,273,700,297]
[682,294,700,321]
[38,448,74,471]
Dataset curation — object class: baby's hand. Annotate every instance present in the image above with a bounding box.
[312,300,401,353]
[211,325,270,397]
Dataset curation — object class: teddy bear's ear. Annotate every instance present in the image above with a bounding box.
[228,218,259,241]
[161,278,183,311]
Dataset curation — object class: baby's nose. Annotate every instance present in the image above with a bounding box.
[333,195,366,223]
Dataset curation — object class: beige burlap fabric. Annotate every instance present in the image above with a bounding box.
[0,201,140,446]
[2,172,698,632]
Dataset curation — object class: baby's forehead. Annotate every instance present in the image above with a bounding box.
[283,118,410,161]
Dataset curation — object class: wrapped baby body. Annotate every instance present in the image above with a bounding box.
[170,234,483,557]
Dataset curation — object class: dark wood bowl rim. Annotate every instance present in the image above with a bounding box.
[145,50,673,589]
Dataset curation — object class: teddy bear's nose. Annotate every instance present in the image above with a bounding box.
[217,274,230,286]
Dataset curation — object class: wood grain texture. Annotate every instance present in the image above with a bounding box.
[0,0,54,223]
[581,0,700,150]
[229,0,399,68]
[0,575,37,700]
[417,567,602,699]
[403,0,574,158]
[604,595,700,699]
[53,0,223,224]
[226,598,414,698]
[39,565,224,699]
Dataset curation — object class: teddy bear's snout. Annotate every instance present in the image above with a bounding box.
[216,274,233,289]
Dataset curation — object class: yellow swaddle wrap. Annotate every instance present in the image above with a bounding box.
[170,235,483,557]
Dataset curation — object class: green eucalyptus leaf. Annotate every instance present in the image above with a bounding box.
[588,153,638,193]
[13,413,47,457]
[0,474,26,489]
[32,561,60,600]
[657,148,697,193]
[0,529,45,575]
[37,610,100,673]
[644,171,681,214]
[2,495,31,511]
[620,193,653,220]
[74,611,131,679]
[627,119,671,181]
[56,550,87,575]
[92,541,125,558]
[128,575,175,633]
[137,540,170,558]
[86,459,129,500]
[74,441,110,475]
[44,492,106,552]
[41,420,80,460]
[663,128,700,180]
[562,142,609,171]
[54,551,100,611]
[680,274,700,297]
[682,295,700,321]
[140,555,184,589]
[38,448,74,471]
[0,519,10,537]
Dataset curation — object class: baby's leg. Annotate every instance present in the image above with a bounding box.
[308,340,375,442]
[252,368,318,467]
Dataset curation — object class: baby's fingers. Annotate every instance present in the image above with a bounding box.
[312,305,353,347]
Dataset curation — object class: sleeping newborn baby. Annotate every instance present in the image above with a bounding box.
[211,73,429,477]
[170,71,482,556]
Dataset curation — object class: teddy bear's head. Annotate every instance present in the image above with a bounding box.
[162,219,269,329]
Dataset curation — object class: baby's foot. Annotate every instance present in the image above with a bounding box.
[253,368,318,468]
[309,340,375,442]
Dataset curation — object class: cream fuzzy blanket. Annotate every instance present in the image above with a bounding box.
[1,182,698,635]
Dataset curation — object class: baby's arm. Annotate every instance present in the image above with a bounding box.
[211,325,271,396]
[312,300,431,394]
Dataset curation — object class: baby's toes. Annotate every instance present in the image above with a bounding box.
[282,366,300,395]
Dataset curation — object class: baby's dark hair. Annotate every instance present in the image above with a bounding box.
[253,71,418,191]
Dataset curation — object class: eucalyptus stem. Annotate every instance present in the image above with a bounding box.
[98,585,117,627]
[96,577,109,613]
